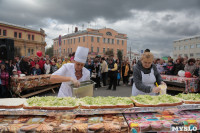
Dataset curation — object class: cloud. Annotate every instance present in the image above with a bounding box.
[0,0,200,57]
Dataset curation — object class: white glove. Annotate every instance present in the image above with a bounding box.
[70,78,80,87]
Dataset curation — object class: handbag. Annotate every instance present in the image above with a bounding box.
[91,72,97,78]
[117,73,121,79]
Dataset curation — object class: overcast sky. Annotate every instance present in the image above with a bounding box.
[0,0,200,57]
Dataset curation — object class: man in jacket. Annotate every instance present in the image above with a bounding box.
[107,58,118,91]
[101,57,108,87]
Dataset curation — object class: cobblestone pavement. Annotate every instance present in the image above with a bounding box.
[37,82,132,97]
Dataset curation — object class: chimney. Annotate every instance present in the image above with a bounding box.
[75,27,78,33]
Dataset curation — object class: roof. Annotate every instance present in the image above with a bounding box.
[174,35,200,42]
[0,20,42,33]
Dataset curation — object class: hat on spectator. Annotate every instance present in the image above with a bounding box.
[74,46,89,63]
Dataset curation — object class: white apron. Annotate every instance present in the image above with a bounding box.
[52,63,90,97]
[132,68,156,96]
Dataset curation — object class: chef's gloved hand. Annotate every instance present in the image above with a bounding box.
[152,87,161,93]
[70,78,80,87]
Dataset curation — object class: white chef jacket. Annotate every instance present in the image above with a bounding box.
[52,63,90,97]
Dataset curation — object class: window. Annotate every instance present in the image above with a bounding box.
[107,48,109,51]
[31,49,34,55]
[74,38,75,44]
[112,39,114,44]
[91,36,94,42]
[79,37,80,42]
[179,46,183,50]
[91,47,93,52]
[3,30,6,36]
[28,34,31,40]
[108,38,110,44]
[184,54,188,57]
[196,53,200,57]
[103,48,105,53]
[28,48,30,56]
[196,44,200,48]
[184,46,188,50]
[64,40,65,45]
[71,39,72,44]
[174,47,176,50]
[190,53,194,57]
[174,54,177,57]
[117,40,119,44]
[71,48,72,53]
[106,32,112,36]
[32,35,34,40]
[179,54,182,56]
[19,33,22,38]
[97,37,100,42]
[103,38,106,43]
[68,39,70,44]
[64,49,65,53]
[83,36,85,42]
[190,44,195,48]
[14,32,17,38]
[122,40,124,45]
[97,47,99,53]
[0,29,1,35]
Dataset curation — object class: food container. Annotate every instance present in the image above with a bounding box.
[71,80,95,98]
[159,84,167,95]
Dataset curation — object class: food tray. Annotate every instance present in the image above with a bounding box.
[0,104,199,116]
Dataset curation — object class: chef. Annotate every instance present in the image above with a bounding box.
[132,52,165,96]
[50,46,90,97]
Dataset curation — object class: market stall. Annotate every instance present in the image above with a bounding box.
[161,74,199,93]
[0,94,199,132]
[10,74,60,98]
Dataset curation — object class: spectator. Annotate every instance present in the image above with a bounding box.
[70,52,75,63]
[165,61,174,75]
[30,56,38,69]
[7,60,14,76]
[156,59,166,74]
[50,61,58,73]
[168,56,172,62]
[91,57,101,89]
[107,58,117,91]
[32,64,41,75]
[12,59,20,71]
[122,60,130,86]
[193,61,200,77]
[184,58,196,76]
[101,57,108,87]
[12,69,18,77]
[183,55,188,65]
[116,59,121,86]
[56,59,62,69]
[38,57,45,74]
[173,58,184,75]
[85,58,94,77]
[44,60,51,74]
[62,56,70,65]
[19,57,30,75]
[0,64,10,98]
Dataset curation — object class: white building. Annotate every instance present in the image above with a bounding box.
[126,51,141,62]
[173,35,200,59]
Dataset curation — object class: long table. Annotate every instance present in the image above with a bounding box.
[161,75,199,93]
[10,74,60,97]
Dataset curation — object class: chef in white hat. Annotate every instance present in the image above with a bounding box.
[50,46,90,97]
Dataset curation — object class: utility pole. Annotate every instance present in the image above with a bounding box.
[130,46,131,61]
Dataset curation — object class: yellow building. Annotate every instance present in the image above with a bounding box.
[0,21,46,57]
[53,28,127,58]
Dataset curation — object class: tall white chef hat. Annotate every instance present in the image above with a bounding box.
[74,46,89,63]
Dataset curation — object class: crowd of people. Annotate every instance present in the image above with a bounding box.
[0,50,200,97]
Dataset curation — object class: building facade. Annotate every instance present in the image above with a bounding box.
[173,35,200,59]
[53,28,127,58]
[126,51,141,62]
[0,21,46,57]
